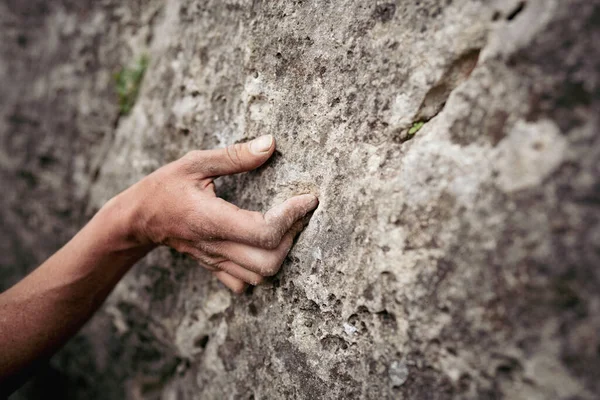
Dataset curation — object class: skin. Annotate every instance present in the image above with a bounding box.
[0,134,318,393]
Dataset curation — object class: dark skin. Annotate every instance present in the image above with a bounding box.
[0,135,318,393]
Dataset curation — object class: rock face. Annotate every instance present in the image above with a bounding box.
[1,0,599,398]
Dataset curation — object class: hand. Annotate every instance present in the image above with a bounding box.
[119,135,318,293]
[0,135,317,387]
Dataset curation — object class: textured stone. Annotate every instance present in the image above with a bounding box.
[1,0,599,399]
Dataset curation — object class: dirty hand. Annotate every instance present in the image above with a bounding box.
[116,135,318,293]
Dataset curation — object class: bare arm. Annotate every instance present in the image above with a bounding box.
[0,135,318,391]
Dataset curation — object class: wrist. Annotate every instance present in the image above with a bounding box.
[92,187,156,253]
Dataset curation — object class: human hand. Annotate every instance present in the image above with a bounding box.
[117,135,318,293]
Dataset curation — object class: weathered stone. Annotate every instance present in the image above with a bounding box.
[1,0,599,399]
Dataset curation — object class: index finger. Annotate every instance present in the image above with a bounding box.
[202,194,318,249]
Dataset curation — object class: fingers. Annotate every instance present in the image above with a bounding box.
[185,135,275,178]
[203,221,303,276]
[213,270,248,294]
[196,257,263,285]
[213,260,265,285]
[204,194,318,248]
[194,217,307,293]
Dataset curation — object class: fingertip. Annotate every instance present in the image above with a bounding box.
[308,194,319,210]
[197,135,277,178]
[249,134,275,155]
[271,135,277,152]
[232,283,249,295]
[297,193,319,211]
[214,270,249,294]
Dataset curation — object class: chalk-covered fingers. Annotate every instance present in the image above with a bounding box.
[203,194,318,249]
[203,220,304,277]
[194,254,264,285]
[188,209,310,294]
[214,260,265,285]
[213,271,249,294]
[197,259,260,292]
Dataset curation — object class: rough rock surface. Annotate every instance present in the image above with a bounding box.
[1,0,599,398]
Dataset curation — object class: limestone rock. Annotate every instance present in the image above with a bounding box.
[1,0,599,398]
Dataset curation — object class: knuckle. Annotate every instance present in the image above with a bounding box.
[214,259,230,272]
[258,228,280,249]
[182,150,201,166]
[225,143,244,168]
[188,249,217,267]
[201,241,222,257]
[179,150,206,174]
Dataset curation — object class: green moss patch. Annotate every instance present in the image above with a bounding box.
[114,55,149,115]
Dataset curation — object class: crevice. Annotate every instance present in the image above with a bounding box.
[194,335,209,349]
[506,1,526,21]
[399,48,481,143]
[320,335,349,352]
[415,48,481,122]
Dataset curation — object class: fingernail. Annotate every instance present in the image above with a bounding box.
[250,135,274,154]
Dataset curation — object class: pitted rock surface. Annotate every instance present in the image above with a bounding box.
[1,0,599,399]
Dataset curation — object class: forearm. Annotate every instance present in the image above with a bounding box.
[0,135,318,394]
[0,191,153,385]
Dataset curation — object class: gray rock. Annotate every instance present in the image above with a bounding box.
[1,0,599,399]
[389,360,409,388]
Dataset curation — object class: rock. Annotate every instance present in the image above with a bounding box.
[1,0,599,399]
[389,360,409,388]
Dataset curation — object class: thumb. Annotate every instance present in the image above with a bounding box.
[197,135,275,178]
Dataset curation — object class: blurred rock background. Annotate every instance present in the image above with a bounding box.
[1,0,599,398]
